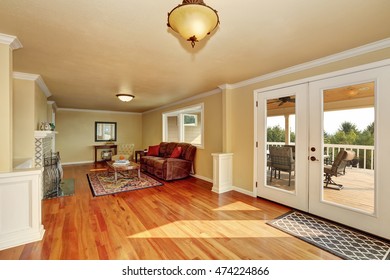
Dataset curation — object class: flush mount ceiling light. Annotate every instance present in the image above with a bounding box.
[167,0,220,48]
[116,94,135,102]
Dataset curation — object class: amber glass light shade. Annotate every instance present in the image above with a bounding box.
[167,0,219,47]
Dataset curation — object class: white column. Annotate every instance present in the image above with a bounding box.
[0,34,22,171]
[211,153,233,194]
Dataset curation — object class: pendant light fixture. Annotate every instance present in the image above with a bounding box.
[167,0,220,48]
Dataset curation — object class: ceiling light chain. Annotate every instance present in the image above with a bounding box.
[167,0,220,48]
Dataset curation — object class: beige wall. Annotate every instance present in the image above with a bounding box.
[229,48,390,192]
[0,44,13,171]
[13,79,35,160]
[13,78,49,162]
[141,47,390,184]
[34,83,48,129]
[56,110,142,164]
[47,102,55,124]
[142,93,223,180]
[5,39,390,190]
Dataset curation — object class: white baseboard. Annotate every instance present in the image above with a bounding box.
[212,185,233,194]
[191,173,256,197]
[0,227,45,251]
[233,186,257,197]
[211,185,256,197]
[191,173,213,183]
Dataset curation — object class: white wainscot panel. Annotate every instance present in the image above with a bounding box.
[0,169,45,250]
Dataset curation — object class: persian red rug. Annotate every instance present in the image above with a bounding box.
[87,171,163,196]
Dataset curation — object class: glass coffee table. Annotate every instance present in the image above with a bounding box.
[106,161,140,183]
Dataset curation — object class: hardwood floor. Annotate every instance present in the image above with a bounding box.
[0,163,340,260]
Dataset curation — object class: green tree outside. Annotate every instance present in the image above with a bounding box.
[268,121,374,169]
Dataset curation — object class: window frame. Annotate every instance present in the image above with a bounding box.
[162,103,204,149]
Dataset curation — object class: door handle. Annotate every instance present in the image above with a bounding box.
[310,156,319,161]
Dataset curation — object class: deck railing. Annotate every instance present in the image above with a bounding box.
[266,142,374,170]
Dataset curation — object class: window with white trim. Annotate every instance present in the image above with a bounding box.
[163,104,204,148]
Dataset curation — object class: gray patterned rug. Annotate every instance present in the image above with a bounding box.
[267,210,390,260]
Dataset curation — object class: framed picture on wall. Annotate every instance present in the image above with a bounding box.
[95,121,117,142]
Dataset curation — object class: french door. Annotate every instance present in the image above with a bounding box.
[257,64,390,239]
[308,66,390,239]
[257,84,309,211]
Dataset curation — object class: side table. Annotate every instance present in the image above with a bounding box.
[135,150,147,163]
[94,144,117,163]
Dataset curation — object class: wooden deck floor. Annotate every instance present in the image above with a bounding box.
[267,167,375,213]
[0,163,340,260]
[324,168,374,213]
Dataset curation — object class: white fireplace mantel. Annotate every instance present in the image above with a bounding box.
[34,130,58,139]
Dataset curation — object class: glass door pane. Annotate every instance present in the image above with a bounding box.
[266,95,296,192]
[322,82,375,213]
[257,83,309,212]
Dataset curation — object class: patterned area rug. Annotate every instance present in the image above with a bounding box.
[267,210,390,260]
[87,171,163,196]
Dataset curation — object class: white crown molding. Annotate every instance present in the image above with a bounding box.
[0,33,23,50]
[56,107,142,115]
[218,84,235,90]
[13,72,52,97]
[36,76,52,98]
[225,37,390,90]
[13,71,39,81]
[143,88,222,114]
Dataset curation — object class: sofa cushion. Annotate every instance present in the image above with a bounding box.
[178,143,197,161]
[140,142,197,181]
[159,142,177,157]
[142,156,164,166]
[170,146,182,158]
[147,145,160,156]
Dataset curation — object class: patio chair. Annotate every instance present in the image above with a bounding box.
[323,150,355,190]
[269,146,295,186]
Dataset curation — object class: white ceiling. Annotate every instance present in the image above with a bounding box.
[1,0,390,113]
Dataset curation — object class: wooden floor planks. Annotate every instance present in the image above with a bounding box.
[0,163,340,260]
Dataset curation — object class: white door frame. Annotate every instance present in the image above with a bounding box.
[253,59,390,239]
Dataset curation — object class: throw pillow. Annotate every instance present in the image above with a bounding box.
[170,146,182,158]
[147,145,160,156]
